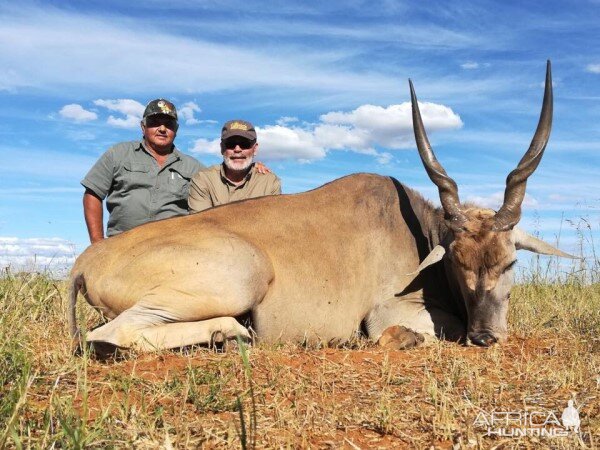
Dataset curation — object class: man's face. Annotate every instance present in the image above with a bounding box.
[141,114,178,150]
[221,137,258,172]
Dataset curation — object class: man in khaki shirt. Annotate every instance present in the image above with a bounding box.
[188,120,281,213]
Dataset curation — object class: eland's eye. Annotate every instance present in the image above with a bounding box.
[502,260,517,274]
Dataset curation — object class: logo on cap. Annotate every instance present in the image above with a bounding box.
[157,100,173,115]
[221,119,256,140]
[229,121,249,131]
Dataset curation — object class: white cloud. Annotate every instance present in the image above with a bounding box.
[0,5,401,97]
[189,101,461,164]
[320,102,462,149]
[93,98,145,116]
[105,115,139,129]
[586,64,600,74]
[92,98,204,128]
[179,101,202,125]
[376,152,393,165]
[190,125,329,162]
[190,138,220,156]
[461,62,479,70]
[94,98,145,129]
[59,104,97,122]
[0,237,77,275]
[460,62,491,70]
[277,116,299,126]
[258,125,327,161]
[313,124,372,150]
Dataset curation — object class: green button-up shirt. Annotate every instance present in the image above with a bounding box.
[82,140,204,236]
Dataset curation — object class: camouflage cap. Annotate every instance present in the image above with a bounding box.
[143,99,178,120]
[221,120,257,141]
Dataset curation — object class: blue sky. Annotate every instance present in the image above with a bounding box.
[1,0,599,274]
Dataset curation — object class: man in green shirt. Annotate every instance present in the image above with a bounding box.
[188,120,281,213]
[81,99,203,243]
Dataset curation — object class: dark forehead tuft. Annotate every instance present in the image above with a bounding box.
[453,208,513,269]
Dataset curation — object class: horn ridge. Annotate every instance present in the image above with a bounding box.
[410,79,466,226]
[493,60,553,231]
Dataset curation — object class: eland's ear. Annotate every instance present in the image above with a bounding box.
[406,245,446,276]
[513,227,578,259]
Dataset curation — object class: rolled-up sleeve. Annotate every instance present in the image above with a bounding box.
[81,148,115,199]
[188,172,214,214]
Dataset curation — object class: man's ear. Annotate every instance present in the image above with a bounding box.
[252,142,259,156]
[220,142,226,156]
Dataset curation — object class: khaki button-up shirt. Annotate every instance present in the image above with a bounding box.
[188,163,281,213]
[82,140,204,236]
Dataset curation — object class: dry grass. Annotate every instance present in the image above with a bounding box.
[1,264,599,449]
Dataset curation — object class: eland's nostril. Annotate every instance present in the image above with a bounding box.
[469,332,498,347]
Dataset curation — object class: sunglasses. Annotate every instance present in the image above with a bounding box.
[145,116,178,130]
[223,138,256,150]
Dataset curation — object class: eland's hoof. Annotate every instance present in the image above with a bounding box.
[378,325,425,350]
[86,340,126,360]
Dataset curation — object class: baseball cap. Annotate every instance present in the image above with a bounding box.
[221,120,257,141]
[143,99,178,120]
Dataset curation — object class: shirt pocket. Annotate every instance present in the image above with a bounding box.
[167,168,191,198]
[120,163,152,190]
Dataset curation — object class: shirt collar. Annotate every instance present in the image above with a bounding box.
[219,163,255,187]
[138,140,181,163]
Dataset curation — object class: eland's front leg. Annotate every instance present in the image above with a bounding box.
[365,296,465,349]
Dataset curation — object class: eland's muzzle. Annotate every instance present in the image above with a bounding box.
[468,332,498,347]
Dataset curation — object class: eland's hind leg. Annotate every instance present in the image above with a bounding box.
[86,280,263,351]
[87,311,249,351]
[84,233,273,352]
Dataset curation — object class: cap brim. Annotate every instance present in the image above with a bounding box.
[145,112,178,120]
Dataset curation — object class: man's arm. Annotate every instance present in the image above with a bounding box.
[83,189,105,243]
[270,177,282,195]
[81,146,115,243]
[188,173,214,214]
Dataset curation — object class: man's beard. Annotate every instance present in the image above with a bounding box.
[224,155,254,172]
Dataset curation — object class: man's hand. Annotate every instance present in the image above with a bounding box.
[255,162,272,174]
[83,189,105,244]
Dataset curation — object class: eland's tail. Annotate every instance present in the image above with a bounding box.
[68,273,84,340]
